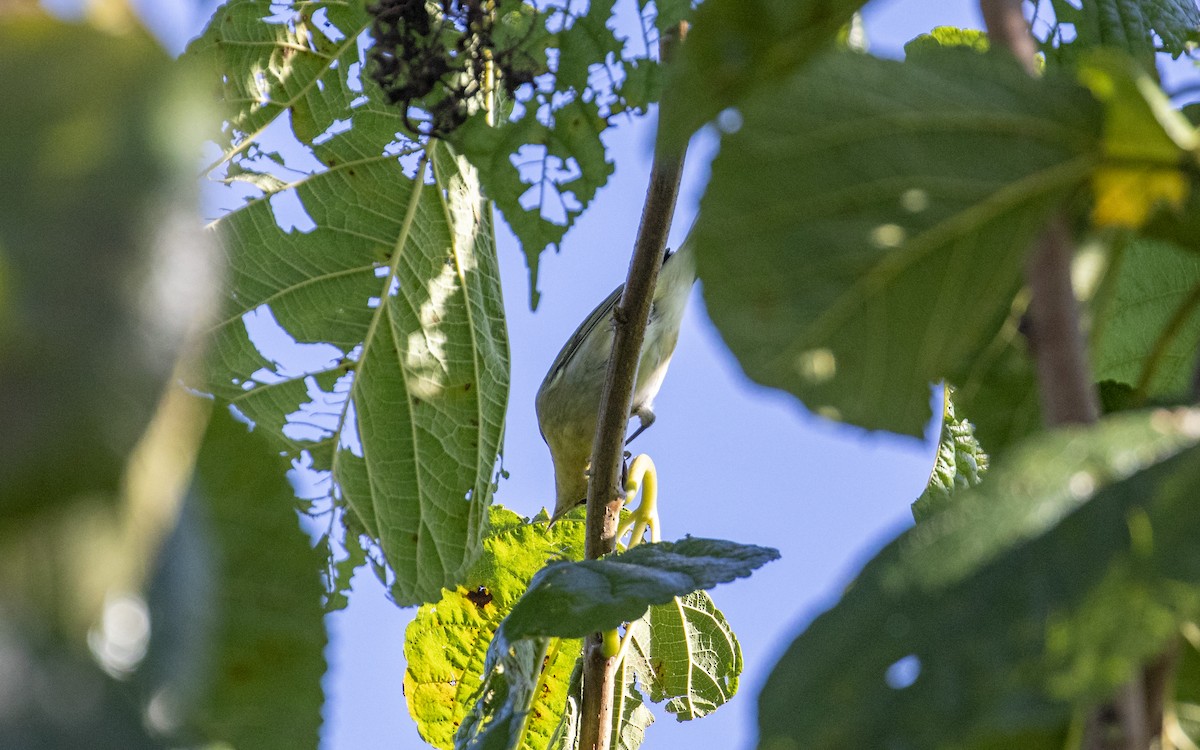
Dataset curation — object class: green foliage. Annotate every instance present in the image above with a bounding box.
[362,0,695,300]
[500,538,779,641]
[628,591,742,720]
[694,47,1102,436]
[950,300,1042,457]
[444,0,694,298]
[443,526,765,750]
[904,25,991,58]
[186,405,328,749]
[0,13,212,519]
[1093,239,1200,400]
[191,0,509,607]
[758,409,1200,748]
[912,389,989,522]
[405,508,585,749]
[1043,0,1200,61]
[660,0,867,146]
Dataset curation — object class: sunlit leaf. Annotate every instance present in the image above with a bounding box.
[911,388,989,522]
[628,590,742,720]
[192,0,509,605]
[406,508,583,750]
[1075,51,1196,229]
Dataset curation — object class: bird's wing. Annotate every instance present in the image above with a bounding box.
[544,283,623,385]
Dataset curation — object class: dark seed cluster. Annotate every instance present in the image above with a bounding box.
[366,0,542,138]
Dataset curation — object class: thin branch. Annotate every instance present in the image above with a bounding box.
[1025,217,1101,425]
[981,3,1146,749]
[577,22,689,750]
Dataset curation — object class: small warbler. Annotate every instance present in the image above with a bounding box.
[536,240,696,521]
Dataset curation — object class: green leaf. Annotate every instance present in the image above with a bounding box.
[1047,0,1200,60]
[549,591,743,750]
[660,0,867,146]
[695,49,1102,436]
[0,13,215,519]
[904,26,991,58]
[455,527,761,749]
[950,298,1042,457]
[628,590,742,720]
[406,508,584,750]
[501,538,779,642]
[192,0,509,605]
[1093,239,1200,399]
[912,388,989,522]
[457,633,553,750]
[187,405,328,749]
[1172,626,1200,744]
[758,408,1200,749]
[359,0,694,302]
[612,654,655,750]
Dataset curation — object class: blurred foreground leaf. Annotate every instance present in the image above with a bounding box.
[695,48,1101,436]
[0,11,215,520]
[759,409,1200,748]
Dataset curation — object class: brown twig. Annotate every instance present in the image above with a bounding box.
[577,22,688,750]
[1025,217,1101,425]
[979,2,1152,748]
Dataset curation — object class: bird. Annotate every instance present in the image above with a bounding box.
[535,239,696,521]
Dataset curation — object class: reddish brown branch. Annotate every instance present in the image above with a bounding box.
[577,22,689,750]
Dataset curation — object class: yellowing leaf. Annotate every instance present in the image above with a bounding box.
[1092,166,1189,228]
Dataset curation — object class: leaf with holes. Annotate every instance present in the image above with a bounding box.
[191,2,509,606]
[759,408,1200,748]
[627,591,742,721]
[1046,0,1200,60]
[694,48,1103,436]
[405,508,584,750]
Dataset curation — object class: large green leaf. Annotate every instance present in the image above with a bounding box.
[1092,238,1200,400]
[0,13,215,520]
[500,538,779,642]
[191,2,509,605]
[659,0,866,146]
[758,408,1200,749]
[695,48,1102,436]
[405,508,584,750]
[184,405,327,749]
[1045,0,1200,60]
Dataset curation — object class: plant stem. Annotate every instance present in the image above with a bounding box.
[578,23,688,750]
[1025,217,1101,425]
[979,3,1153,749]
